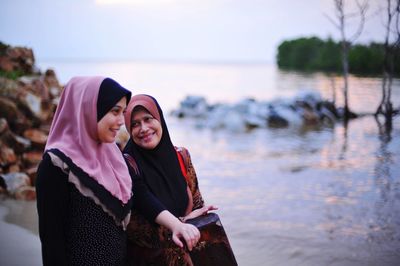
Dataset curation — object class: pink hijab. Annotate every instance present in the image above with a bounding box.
[124,94,160,132]
[45,76,132,204]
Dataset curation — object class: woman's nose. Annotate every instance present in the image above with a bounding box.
[139,121,149,132]
[117,113,124,126]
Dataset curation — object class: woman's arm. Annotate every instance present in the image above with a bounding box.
[36,153,69,266]
[128,163,200,250]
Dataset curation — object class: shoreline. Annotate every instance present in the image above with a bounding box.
[0,199,41,266]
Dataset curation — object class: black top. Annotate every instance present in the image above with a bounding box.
[36,153,127,266]
[127,160,166,221]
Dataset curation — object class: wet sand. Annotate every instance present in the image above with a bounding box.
[0,199,41,266]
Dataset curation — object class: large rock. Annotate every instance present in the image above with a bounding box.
[18,77,54,121]
[43,69,62,97]
[0,96,34,135]
[0,118,31,154]
[15,185,36,200]
[0,77,19,97]
[0,43,35,74]
[0,145,17,166]
[0,96,19,124]
[1,172,30,193]
[173,95,209,118]
[22,151,43,168]
[0,172,35,200]
[23,128,47,149]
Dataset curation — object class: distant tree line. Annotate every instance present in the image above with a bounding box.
[277,37,400,76]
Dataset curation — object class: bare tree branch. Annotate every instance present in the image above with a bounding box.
[324,13,341,29]
[349,0,368,43]
[396,0,400,46]
[326,0,370,120]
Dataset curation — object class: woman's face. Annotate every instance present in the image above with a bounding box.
[130,108,163,149]
[97,97,127,143]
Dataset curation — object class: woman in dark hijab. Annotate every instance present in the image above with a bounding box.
[123,94,216,266]
[36,76,132,265]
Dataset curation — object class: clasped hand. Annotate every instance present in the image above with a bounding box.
[171,205,218,251]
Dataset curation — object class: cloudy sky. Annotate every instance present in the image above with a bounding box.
[0,0,385,63]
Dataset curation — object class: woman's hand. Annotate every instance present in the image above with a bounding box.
[170,222,200,251]
[182,205,218,222]
[155,210,200,250]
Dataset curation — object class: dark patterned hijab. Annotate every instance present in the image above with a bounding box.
[123,95,188,217]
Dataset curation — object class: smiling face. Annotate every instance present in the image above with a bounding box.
[97,97,127,143]
[130,107,163,150]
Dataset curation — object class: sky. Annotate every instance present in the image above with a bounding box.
[0,0,385,63]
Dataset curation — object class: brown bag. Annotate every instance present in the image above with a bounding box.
[186,212,238,266]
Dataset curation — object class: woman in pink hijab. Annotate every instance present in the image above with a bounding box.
[36,76,133,265]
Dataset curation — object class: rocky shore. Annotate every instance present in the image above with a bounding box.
[0,42,63,200]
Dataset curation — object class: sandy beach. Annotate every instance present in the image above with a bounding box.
[0,199,41,266]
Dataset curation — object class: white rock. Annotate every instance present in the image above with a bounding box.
[24,92,41,117]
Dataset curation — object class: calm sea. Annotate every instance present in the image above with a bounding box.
[4,61,400,266]
[37,60,400,114]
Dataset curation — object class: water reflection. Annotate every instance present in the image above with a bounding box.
[169,115,400,266]
[367,117,400,262]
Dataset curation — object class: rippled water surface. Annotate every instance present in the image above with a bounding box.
[168,115,400,266]
[3,61,399,265]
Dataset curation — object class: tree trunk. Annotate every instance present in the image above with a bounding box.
[375,0,397,126]
[341,42,350,120]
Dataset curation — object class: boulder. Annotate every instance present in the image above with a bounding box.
[25,166,38,186]
[0,144,17,166]
[0,43,35,74]
[174,95,209,118]
[0,118,31,154]
[23,128,47,149]
[14,185,36,200]
[0,96,35,134]
[43,69,62,96]
[0,96,19,124]
[22,151,43,168]
[8,164,21,173]
[1,172,31,194]
[268,114,289,128]
[0,77,20,97]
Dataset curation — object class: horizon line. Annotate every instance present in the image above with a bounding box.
[36,57,275,66]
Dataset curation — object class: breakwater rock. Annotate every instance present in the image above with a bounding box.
[171,92,343,132]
